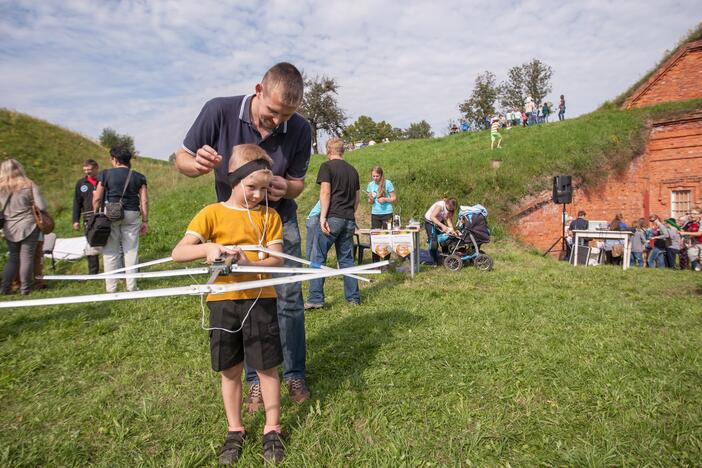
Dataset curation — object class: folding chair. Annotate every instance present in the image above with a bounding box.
[42,232,57,272]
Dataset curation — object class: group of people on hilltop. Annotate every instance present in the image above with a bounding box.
[567,209,702,270]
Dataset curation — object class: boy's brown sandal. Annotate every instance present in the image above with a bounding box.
[219,431,246,465]
[262,431,285,464]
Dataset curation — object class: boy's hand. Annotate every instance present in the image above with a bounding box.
[268,176,288,201]
[205,244,236,264]
[231,248,251,266]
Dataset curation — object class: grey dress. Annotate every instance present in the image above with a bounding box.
[1,184,47,242]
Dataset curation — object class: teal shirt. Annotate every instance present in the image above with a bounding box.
[366,179,395,215]
[307,200,321,218]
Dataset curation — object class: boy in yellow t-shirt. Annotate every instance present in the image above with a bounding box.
[172,144,285,464]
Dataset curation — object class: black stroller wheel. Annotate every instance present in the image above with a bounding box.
[444,255,463,271]
[474,253,493,271]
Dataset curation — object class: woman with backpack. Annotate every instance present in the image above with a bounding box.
[0,159,48,295]
[92,146,148,293]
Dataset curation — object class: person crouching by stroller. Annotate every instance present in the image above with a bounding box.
[424,197,457,266]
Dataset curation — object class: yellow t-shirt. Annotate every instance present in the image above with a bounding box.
[186,202,283,301]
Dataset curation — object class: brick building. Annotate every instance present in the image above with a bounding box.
[512,39,702,254]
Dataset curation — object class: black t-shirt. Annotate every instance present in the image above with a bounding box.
[99,167,147,212]
[316,159,359,220]
[182,95,312,222]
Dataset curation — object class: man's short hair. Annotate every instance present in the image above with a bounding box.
[261,62,304,106]
[325,137,344,156]
[83,159,98,168]
[577,210,586,217]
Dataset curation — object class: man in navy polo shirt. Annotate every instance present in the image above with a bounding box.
[175,62,313,409]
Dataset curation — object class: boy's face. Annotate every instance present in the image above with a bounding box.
[232,171,271,207]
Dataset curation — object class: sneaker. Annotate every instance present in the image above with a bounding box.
[286,378,310,403]
[218,431,246,465]
[246,383,263,413]
[262,431,285,464]
[303,302,324,310]
[347,300,360,306]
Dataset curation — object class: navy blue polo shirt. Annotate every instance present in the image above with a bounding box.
[182,94,312,222]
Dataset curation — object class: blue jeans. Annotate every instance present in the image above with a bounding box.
[246,217,306,383]
[648,247,667,268]
[528,112,537,125]
[666,248,679,269]
[305,215,320,260]
[630,251,644,267]
[307,217,360,304]
[424,220,441,264]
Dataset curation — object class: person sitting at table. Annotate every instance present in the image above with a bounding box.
[366,166,396,262]
[603,215,624,265]
[424,197,457,266]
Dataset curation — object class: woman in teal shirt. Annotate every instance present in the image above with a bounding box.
[366,166,397,261]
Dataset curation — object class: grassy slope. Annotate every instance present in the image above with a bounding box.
[1,106,701,465]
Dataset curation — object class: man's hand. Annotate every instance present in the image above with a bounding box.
[320,217,331,235]
[140,222,149,236]
[72,222,80,231]
[193,145,222,174]
[268,176,289,201]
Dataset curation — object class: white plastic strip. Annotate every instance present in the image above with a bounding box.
[0,261,388,309]
[252,245,372,283]
[97,256,173,275]
[44,265,382,281]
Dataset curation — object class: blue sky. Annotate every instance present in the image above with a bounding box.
[0,0,700,159]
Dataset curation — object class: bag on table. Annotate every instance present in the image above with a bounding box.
[611,243,624,258]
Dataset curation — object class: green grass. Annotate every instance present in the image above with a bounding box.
[1,243,700,465]
[2,101,702,465]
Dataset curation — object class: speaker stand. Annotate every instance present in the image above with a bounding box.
[543,203,569,257]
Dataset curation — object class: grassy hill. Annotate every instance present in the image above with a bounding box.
[1,105,701,465]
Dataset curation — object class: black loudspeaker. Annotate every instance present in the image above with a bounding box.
[552,175,572,204]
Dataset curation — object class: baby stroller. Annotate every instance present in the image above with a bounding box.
[437,204,493,271]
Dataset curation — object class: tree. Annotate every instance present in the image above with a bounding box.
[404,120,433,139]
[99,128,136,154]
[458,71,498,129]
[343,115,379,144]
[299,75,346,154]
[498,65,527,111]
[522,58,553,106]
[499,58,553,109]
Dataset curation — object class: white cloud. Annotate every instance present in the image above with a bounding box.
[0,0,699,157]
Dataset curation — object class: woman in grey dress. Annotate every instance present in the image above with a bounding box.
[0,159,48,295]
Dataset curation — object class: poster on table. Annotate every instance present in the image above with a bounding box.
[370,230,414,258]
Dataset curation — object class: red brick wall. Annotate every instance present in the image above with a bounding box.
[511,117,702,254]
[627,42,702,109]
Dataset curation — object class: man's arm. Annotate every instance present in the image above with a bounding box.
[92,183,104,214]
[72,181,82,229]
[139,184,149,235]
[319,182,331,235]
[268,176,305,202]
[175,146,222,177]
[354,190,359,211]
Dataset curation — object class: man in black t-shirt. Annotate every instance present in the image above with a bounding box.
[72,159,101,274]
[306,138,360,308]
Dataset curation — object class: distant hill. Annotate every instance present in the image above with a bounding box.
[3,99,702,259]
[0,108,213,244]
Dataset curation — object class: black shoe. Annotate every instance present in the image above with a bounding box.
[262,431,285,464]
[219,431,246,465]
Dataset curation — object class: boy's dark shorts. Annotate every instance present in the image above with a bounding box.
[207,298,283,372]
